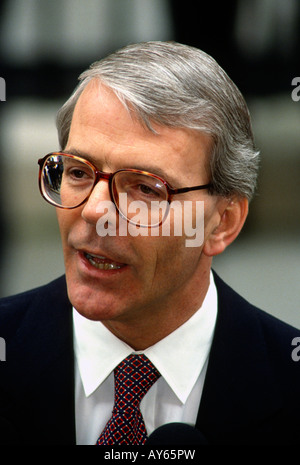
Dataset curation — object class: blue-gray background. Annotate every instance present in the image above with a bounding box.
[0,0,299,328]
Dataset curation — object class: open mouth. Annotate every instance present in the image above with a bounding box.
[84,252,125,270]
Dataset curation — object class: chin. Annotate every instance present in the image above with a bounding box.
[66,280,120,321]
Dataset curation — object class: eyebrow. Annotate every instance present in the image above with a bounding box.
[64,148,180,187]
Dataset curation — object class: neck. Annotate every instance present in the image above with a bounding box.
[101,267,211,350]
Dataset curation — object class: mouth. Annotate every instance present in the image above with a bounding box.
[83,252,126,271]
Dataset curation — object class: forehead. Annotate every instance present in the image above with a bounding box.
[67,80,212,183]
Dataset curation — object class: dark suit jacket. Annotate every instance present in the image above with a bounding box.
[0,273,300,445]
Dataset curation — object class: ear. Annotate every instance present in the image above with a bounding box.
[203,197,248,257]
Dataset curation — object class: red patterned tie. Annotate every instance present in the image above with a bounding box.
[96,354,161,445]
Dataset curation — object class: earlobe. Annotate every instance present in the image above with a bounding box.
[203,197,248,257]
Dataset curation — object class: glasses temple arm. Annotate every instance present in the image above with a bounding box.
[169,183,213,195]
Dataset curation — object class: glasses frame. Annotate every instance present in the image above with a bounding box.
[38,152,213,226]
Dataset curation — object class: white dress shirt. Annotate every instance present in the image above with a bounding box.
[73,272,218,445]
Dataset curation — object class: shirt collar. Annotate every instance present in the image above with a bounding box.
[73,271,218,403]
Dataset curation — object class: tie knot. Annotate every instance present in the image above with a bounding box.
[114,354,160,411]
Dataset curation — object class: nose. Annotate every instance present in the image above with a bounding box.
[81,179,115,225]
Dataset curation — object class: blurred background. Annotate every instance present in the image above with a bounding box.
[0,0,299,327]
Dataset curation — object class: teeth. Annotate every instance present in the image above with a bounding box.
[85,253,123,270]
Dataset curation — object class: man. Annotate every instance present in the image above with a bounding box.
[0,41,299,446]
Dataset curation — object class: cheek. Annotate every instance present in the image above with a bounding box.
[56,209,78,248]
[144,234,202,288]
[56,210,67,245]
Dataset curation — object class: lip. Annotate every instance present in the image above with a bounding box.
[76,249,129,278]
[84,251,125,270]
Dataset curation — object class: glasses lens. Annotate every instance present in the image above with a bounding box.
[41,154,95,208]
[113,171,169,227]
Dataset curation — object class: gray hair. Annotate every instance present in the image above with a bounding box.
[56,41,260,200]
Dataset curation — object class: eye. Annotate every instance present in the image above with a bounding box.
[114,171,167,203]
[65,165,94,182]
[138,183,160,196]
[69,168,87,179]
[62,165,95,191]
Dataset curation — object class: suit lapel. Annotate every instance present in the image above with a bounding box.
[7,276,76,445]
[196,272,281,444]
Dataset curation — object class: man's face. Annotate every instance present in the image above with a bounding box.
[56,80,224,342]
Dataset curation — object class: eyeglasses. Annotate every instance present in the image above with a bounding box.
[38,152,213,227]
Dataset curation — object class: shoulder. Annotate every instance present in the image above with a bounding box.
[213,269,300,335]
[0,275,68,312]
[201,272,300,444]
[213,270,300,370]
[0,276,69,340]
